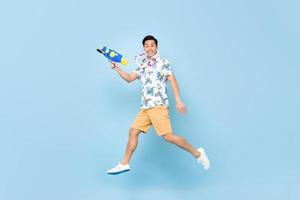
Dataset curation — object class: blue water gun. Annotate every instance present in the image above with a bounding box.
[96,46,128,65]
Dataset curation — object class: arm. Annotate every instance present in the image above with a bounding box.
[167,75,187,114]
[110,62,138,83]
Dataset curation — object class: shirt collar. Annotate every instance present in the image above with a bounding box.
[145,52,161,67]
[136,52,162,68]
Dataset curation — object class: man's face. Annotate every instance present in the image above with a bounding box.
[143,40,158,57]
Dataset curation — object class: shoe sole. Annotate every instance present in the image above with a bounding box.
[107,169,130,175]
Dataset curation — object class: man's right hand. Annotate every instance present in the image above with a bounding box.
[110,62,120,70]
[110,62,117,69]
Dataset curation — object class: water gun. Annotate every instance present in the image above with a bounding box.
[96,46,128,65]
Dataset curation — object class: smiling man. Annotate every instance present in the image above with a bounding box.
[106,35,210,175]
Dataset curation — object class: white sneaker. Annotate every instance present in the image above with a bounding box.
[106,162,130,175]
[197,147,210,170]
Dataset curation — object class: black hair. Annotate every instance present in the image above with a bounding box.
[142,35,158,46]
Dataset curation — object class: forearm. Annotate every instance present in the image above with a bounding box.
[168,76,187,113]
[169,77,182,102]
[114,66,132,83]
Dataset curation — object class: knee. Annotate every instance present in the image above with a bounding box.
[163,134,174,143]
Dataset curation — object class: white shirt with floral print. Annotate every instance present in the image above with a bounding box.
[133,53,173,109]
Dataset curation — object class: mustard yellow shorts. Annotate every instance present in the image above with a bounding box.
[131,105,173,136]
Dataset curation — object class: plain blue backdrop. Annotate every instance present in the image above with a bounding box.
[0,0,299,199]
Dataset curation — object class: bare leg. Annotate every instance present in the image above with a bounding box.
[120,128,142,165]
[163,133,201,158]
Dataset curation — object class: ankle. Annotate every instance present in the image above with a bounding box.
[120,161,129,165]
[195,151,201,159]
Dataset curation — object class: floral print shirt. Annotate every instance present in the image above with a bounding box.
[133,53,174,109]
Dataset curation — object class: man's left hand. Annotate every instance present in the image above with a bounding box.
[176,101,187,114]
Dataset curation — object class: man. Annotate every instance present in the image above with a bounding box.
[106,35,210,175]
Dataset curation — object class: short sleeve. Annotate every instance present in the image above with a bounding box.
[132,67,141,79]
[162,62,174,77]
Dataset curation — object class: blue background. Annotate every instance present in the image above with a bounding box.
[1,0,299,199]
